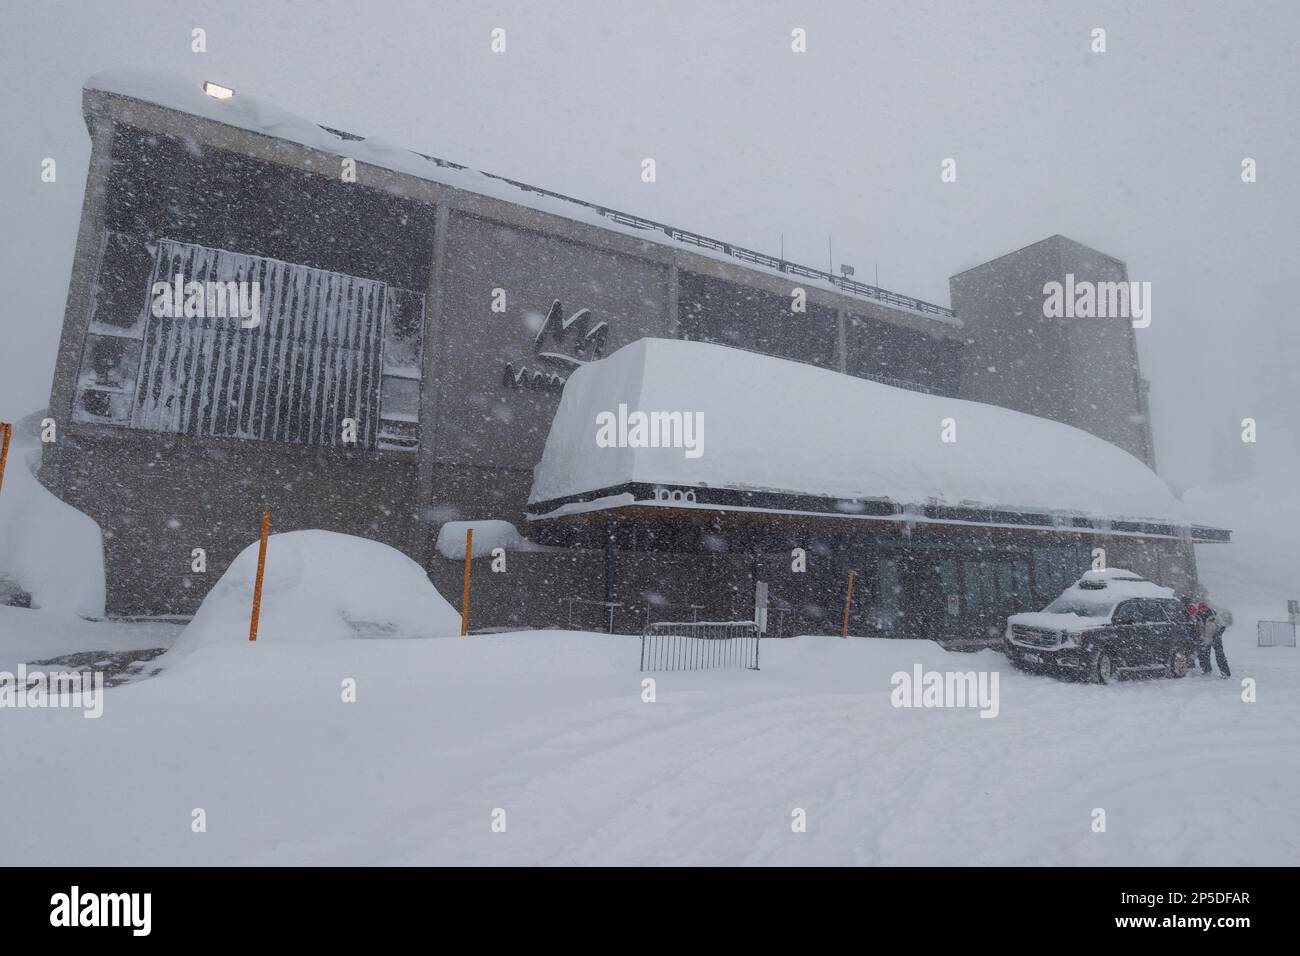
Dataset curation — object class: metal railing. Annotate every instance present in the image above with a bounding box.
[1258,621,1297,647]
[640,621,761,672]
[857,371,936,394]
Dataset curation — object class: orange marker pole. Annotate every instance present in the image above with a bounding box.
[460,528,474,637]
[841,570,856,639]
[0,423,12,499]
[248,510,271,642]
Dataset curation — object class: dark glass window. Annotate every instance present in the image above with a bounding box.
[677,271,837,368]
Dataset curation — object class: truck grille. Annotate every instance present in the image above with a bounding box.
[1012,625,1061,648]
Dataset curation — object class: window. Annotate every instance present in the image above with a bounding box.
[1113,602,1140,625]
[1033,546,1088,602]
[1139,601,1171,623]
[1155,600,1189,624]
[72,231,154,425]
[844,315,945,392]
[1115,600,1164,625]
[1010,560,1032,607]
[1046,596,1116,618]
[677,271,837,368]
[376,288,424,451]
[963,560,998,610]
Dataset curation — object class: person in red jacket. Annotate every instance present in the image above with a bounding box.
[1190,602,1231,678]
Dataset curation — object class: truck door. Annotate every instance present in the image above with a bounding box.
[1110,600,1149,666]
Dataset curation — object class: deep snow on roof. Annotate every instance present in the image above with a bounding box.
[82,69,955,323]
[528,339,1191,526]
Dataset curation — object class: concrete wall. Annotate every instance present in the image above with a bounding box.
[59,430,419,615]
[950,235,1155,467]
[429,210,673,473]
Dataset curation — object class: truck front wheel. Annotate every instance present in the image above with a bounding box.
[1093,650,1115,685]
[1167,648,1189,679]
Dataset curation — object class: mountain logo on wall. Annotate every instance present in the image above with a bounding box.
[502,300,610,391]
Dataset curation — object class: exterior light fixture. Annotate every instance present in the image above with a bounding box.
[202,81,234,100]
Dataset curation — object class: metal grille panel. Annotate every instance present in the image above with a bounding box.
[640,621,761,672]
[131,239,386,449]
[1258,621,1297,647]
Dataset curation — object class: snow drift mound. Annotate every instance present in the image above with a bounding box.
[435,520,522,559]
[0,410,105,617]
[172,530,460,654]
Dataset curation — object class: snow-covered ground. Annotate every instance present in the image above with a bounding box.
[0,605,180,674]
[0,611,1295,865]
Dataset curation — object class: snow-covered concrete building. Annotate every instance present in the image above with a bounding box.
[951,235,1157,468]
[40,71,1227,637]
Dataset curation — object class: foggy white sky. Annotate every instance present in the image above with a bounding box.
[1,0,1297,486]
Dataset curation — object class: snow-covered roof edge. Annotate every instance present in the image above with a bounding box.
[527,338,1228,539]
[82,69,957,326]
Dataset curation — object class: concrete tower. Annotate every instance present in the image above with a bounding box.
[950,235,1156,469]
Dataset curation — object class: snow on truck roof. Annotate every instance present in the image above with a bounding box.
[81,69,956,324]
[528,339,1195,529]
[1060,569,1176,600]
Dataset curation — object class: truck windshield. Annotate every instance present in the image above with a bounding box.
[1043,597,1116,618]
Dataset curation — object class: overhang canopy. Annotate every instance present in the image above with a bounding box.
[528,339,1228,543]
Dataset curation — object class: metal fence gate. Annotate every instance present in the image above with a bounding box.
[640,621,760,672]
[1258,621,1298,647]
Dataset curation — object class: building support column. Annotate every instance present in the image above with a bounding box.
[414,203,451,568]
[666,262,680,337]
[603,516,618,632]
[750,546,765,625]
[835,308,847,374]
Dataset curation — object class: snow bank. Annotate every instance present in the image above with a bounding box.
[530,339,1190,525]
[435,520,522,560]
[0,412,105,617]
[171,530,459,655]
